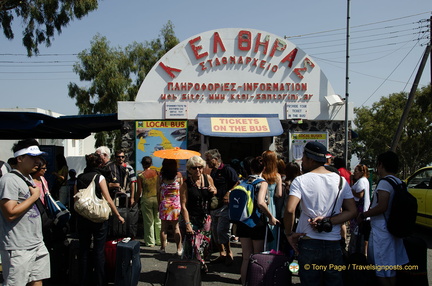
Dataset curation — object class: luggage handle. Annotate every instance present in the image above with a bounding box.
[263,224,281,253]
[114,192,129,208]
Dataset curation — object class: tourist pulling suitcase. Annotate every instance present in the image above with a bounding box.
[115,238,141,286]
[245,225,292,286]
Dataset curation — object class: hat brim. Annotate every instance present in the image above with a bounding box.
[305,152,327,163]
[25,151,47,156]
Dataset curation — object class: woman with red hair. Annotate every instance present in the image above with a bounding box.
[261,150,283,250]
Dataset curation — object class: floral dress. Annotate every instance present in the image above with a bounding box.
[159,178,181,220]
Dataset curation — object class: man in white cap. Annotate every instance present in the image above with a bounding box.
[0,138,50,285]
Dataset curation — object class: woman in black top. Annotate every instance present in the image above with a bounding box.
[74,153,125,286]
[180,155,216,271]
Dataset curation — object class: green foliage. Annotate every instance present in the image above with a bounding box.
[353,84,432,177]
[68,21,179,148]
[1,0,99,56]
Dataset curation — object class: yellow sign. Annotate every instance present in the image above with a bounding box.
[292,133,327,140]
[210,117,270,133]
[137,121,186,128]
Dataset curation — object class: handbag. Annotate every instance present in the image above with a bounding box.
[42,180,71,228]
[209,195,220,210]
[74,174,112,223]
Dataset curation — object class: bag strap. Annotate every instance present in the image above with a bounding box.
[378,176,399,223]
[329,176,343,216]
[10,171,47,215]
[202,174,209,188]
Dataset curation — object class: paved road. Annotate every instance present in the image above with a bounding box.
[136,239,300,285]
[136,225,432,286]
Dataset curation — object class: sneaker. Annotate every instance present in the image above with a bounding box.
[158,248,166,254]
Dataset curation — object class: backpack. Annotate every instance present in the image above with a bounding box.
[229,177,264,227]
[381,176,418,238]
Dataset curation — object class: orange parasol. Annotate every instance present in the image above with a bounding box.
[153,147,201,160]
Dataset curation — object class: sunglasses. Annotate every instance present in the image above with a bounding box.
[191,166,204,170]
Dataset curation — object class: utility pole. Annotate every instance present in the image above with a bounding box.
[344,0,351,165]
[390,43,432,152]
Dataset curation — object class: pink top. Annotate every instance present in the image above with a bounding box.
[34,176,49,205]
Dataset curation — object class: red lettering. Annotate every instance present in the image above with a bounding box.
[213,32,226,53]
[159,62,182,79]
[270,38,287,57]
[238,30,252,51]
[280,48,298,68]
[254,33,269,54]
[189,36,208,60]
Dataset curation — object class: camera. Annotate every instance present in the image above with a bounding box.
[315,218,333,232]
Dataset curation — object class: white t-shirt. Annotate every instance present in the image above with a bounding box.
[290,172,354,240]
[369,175,408,268]
[352,177,370,211]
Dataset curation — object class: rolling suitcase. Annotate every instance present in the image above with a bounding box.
[164,259,201,286]
[105,239,123,283]
[109,193,139,239]
[115,240,141,286]
[245,226,292,286]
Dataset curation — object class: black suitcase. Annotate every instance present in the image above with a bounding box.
[67,239,81,285]
[397,236,429,286]
[245,226,292,286]
[164,259,201,286]
[109,193,139,238]
[115,240,141,286]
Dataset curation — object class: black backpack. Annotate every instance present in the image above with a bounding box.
[381,176,418,238]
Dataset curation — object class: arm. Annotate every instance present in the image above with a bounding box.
[180,182,193,234]
[309,198,357,228]
[135,174,143,202]
[329,197,357,225]
[352,188,364,199]
[100,178,125,224]
[130,181,136,206]
[283,194,304,254]
[157,176,161,206]
[362,190,389,218]
[257,181,279,226]
[275,174,283,198]
[0,186,40,222]
[206,175,217,195]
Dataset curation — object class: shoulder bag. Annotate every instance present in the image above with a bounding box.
[74,174,112,223]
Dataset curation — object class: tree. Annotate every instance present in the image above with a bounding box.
[68,21,179,149]
[1,0,99,56]
[352,84,432,177]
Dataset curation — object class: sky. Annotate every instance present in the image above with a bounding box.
[1,0,431,116]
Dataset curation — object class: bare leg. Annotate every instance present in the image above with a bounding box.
[240,238,253,285]
[172,220,182,253]
[160,220,168,251]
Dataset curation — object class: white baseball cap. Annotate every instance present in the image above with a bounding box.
[14,145,47,158]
